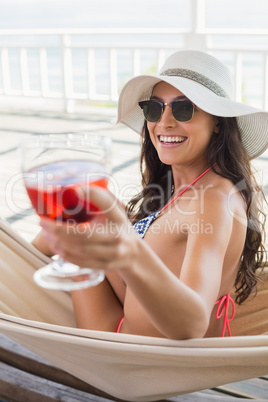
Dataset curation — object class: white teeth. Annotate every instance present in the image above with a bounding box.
[159,135,186,143]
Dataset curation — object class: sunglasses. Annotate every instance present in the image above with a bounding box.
[138,98,196,123]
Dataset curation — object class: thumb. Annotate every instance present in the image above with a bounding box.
[83,186,126,224]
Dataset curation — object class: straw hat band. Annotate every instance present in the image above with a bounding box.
[160,68,229,99]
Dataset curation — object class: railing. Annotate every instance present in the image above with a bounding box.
[0,28,188,105]
[0,18,267,111]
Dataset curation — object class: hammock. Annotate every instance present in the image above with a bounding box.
[0,218,267,402]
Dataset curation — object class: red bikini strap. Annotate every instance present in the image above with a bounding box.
[215,293,235,337]
[160,166,212,214]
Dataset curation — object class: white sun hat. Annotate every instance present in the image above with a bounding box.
[116,50,268,159]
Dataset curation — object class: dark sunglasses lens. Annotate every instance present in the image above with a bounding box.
[172,101,193,122]
[140,101,162,122]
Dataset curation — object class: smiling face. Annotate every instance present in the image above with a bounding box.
[147,81,219,168]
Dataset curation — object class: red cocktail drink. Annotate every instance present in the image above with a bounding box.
[25,160,108,223]
[21,134,111,291]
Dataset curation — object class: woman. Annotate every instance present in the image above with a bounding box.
[34,50,268,339]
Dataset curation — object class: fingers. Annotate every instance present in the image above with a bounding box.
[39,189,133,271]
[49,243,126,269]
[82,186,126,225]
[39,216,130,270]
[40,216,124,244]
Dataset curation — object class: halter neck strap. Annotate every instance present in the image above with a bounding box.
[160,166,212,214]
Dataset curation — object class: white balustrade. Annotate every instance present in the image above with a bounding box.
[0,26,267,111]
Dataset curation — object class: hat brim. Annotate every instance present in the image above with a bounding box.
[116,74,268,159]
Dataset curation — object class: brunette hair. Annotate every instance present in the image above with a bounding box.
[126,117,267,304]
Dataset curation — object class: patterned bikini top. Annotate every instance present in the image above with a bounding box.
[133,211,160,239]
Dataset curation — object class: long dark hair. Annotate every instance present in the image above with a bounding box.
[126,117,267,304]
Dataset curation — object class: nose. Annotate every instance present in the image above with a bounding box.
[158,103,176,127]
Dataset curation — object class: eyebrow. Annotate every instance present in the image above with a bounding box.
[150,95,190,101]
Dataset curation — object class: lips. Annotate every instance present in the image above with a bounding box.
[158,135,187,144]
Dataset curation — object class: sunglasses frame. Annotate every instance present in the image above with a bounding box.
[139,98,196,123]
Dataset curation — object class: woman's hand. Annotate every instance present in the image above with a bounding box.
[32,229,55,257]
[39,186,139,272]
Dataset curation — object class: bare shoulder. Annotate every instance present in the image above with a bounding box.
[187,172,247,235]
[197,172,245,214]
[180,174,247,303]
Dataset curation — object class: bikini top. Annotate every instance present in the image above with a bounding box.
[132,166,235,337]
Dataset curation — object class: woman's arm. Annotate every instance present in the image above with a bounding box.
[119,191,233,339]
[39,187,234,339]
[31,229,55,256]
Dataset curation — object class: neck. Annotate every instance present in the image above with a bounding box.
[160,163,213,214]
[171,160,210,192]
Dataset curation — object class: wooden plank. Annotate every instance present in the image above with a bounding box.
[166,393,260,401]
[212,377,268,399]
[0,361,111,402]
[167,378,268,401]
